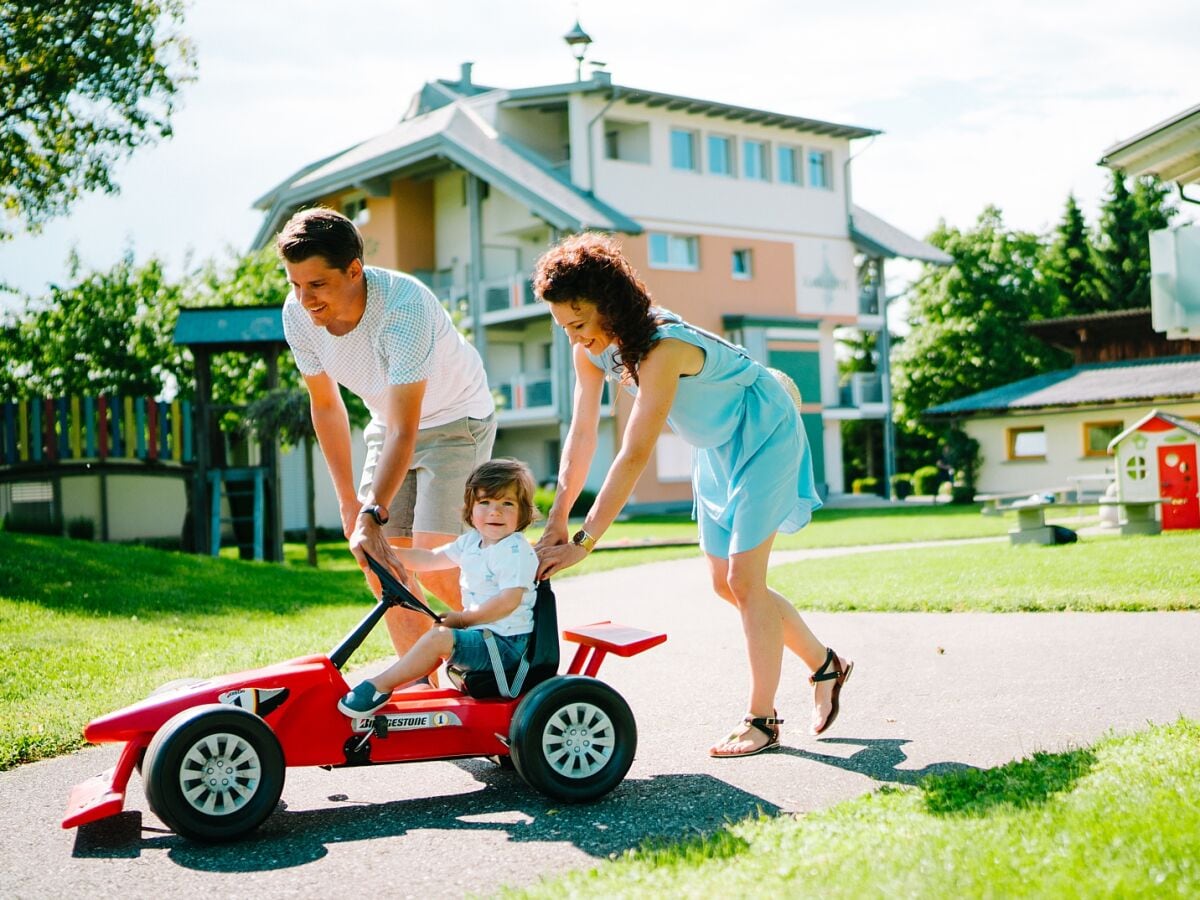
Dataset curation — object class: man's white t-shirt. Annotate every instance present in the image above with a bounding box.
[282,266,494,428]
[441,530,537,637]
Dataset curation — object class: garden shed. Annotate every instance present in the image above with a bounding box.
[1108,409,1200,531]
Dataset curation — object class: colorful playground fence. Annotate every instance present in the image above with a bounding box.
[0,396,194,467]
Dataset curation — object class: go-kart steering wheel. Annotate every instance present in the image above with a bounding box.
[362,551,443,623]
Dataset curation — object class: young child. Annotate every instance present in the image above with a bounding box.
[338,458,540,717]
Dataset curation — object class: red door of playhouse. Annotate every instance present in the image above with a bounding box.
[1158,444,1199,530]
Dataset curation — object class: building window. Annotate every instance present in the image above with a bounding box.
[603,119,650,163]
[777,145,801,185]
[1007,426,1046,461]
[670,128,698,171]
[648,232,699,270]
[708,135,734,176]
[808,149,832,189]
[342,193,370,226]
[743,140,769,181]
[1083,421,1123,458]
[732,249,753,280]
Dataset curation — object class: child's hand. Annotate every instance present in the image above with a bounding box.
[438,610,469,629]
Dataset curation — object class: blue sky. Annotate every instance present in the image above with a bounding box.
[1,0,1196,311]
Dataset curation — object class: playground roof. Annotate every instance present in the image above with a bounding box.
[174,306,286,352]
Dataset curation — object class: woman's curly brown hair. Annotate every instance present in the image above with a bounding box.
[533,233,658,384]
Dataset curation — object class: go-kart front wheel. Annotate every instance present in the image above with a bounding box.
[509,676,636,803]
[143,704,285,842]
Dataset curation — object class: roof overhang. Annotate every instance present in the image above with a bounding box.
[850,206,952,265]
[1099,103,1200,187]
[503,77,881,140]
[174,306,286,353]
[251,104,640,250]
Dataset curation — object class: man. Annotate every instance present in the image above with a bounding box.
[278,207,496,660]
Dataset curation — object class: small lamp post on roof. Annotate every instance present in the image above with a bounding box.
[564,20,593,82]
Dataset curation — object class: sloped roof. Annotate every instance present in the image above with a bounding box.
[251,99,640,248]
[850,206,952,265]
[503,78,880,140]
[1099,102,1200,186]
[926,355,1200,417]
[1109,408,1200,449]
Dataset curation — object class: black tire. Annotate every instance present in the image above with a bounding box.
[144,704,285,842]
[509,676,636,803]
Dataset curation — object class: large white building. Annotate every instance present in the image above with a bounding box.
[254,60,946,524]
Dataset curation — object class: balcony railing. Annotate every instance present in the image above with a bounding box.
[838,372,882,407]
[495,370,554,413]
[483,274,538,313]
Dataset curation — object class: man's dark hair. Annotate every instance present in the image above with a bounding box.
[276,207,364,270]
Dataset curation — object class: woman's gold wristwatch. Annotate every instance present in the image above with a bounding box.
[571,528,597,553]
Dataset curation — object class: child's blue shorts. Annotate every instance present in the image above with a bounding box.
[449,628,530,674]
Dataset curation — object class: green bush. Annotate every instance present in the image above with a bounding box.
[533,486,556,518]
[950,484,976,505]
[890,473,913,499]
[66,517,95,540]
[530,487,597,519]
[913,465,942,496]
[851,477,878,495]
[2,513,62,536]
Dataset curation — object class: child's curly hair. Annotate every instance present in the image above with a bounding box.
[533,232,658,384]
[461,458,538,532]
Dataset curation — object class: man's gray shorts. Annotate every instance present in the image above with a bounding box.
[358,413,497,539]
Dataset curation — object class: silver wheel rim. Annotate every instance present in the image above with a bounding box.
[541,701,616,779]
[177,731,263,816]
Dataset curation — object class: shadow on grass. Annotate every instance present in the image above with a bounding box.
[920,747,1097,817]
[0,531,365,618]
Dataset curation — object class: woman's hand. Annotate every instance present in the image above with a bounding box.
[534,520,570,553]
[536,541,590,580]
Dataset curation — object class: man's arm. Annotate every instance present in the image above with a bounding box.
[349,380,426,571]
[302,372,358,538]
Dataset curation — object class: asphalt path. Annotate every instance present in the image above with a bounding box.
[4,538,1200,897]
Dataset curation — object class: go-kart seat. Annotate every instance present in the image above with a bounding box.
[446,581,559,699]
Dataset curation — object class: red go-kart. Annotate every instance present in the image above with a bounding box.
[63,554,666,842]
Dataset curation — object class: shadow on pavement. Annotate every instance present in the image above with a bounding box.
[782,736,978,785]
[72,761,780,871]
[785,736,1097,819]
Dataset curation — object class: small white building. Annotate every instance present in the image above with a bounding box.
[1109,409,1200,530]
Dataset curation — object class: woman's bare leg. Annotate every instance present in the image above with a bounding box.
[707,534,848,752]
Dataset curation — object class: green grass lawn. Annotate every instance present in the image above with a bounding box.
[507,718,1200,897]
[771,530,1200,611]
[0,531,394,770]
[1,507,1193,770]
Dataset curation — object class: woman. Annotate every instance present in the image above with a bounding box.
[533,233,853,758]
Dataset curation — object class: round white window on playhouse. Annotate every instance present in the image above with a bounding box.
[1126,456,1148,480]
[1163,452,1179,467]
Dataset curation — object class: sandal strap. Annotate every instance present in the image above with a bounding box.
[741,715,783,740]
[809,647,842,683]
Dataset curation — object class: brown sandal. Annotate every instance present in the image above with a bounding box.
[810,647,853,735]
[709,712,784,758]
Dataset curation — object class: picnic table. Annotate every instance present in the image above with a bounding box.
[998,498,1060,545]
[975,487,1074,516]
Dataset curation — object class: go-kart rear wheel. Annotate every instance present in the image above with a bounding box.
[509,676,636,803]
[144,704,284,842]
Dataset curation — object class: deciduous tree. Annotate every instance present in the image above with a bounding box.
[0,0,195,238]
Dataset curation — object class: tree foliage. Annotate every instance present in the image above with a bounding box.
[0,0,195,238]
[1045,193,1102,315]
[1094,171,1177,310]
[892,206,1068,438]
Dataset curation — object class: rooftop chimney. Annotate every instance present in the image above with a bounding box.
[460,62,474,88]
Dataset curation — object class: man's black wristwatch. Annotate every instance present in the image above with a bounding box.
[361,504,389,526]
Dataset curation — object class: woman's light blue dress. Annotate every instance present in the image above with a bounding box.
[588,313,822,558]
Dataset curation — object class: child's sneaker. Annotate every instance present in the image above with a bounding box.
[337,682,391,717]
